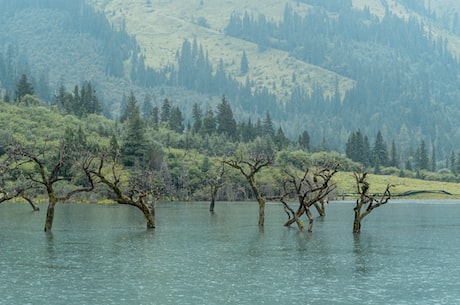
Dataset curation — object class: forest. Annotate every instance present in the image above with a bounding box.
[3,1,460,231]
[1,0,460,161]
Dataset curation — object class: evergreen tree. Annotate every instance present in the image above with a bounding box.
[298,130,310,151]
[202,108,216,135]
[3,91,10,104]
[389,139,399,168]
[161,98,171,124]
[240,50,249,74]
[430,145,436,172]
[73,85,81,116]
[15,74,34,102]
[142,94,153,119]
[191,102,203,133]
[262,110,274,138]
[169,106,184,133]
[417,140,429,170]
[120,91,138,123]
[150,106,160,129]
[274,127,289,149]
[216,96,237,139]
[373,130,388,167]
[121,93,145,167]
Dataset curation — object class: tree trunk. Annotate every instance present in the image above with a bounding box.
[248,177,265,227]
[44,196,58,232]
[353,207,361,234]
[137,199,155,229]
[209,199,215,212]
[258,197,265,227]
[209,185,218,212]
[313,200,326,216]
[284,205,305,228]
[306,208,314,233]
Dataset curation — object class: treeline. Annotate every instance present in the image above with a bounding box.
[344,129,460,182]
[224,2,460,158]
[0,0,136,78]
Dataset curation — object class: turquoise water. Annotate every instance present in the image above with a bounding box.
[1,201,460,304]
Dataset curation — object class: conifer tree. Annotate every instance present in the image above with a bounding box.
[202,108,216,135]
[240,50,249,74]
[262,110,274,138]
[389,139,399,168]
[216,96,237,139]
[161,98,171,124]
[121,93,145,167]
[192,103,203,133]
[15,74,34,102]
[169,106,184,133]
[373,130,388,167]
[298,130,310,151]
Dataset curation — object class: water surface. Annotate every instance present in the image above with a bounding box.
[1,201,459,304]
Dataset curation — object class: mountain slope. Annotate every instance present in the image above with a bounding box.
[88,0,355,99]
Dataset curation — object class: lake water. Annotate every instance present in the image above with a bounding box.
[1,201,460,305]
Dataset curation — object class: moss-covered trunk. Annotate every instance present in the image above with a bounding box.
[137,199,155,229]
[44,195,58,232]
[248,176,265,227]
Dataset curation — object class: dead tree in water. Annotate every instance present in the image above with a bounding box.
[87,153,163,229]
[276,163,339,232]
[9,143,94,231]
[207,161,225,212]
[223,150,273,227]
[353,171,391,234]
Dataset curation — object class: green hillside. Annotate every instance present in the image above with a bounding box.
[2,0,460,169]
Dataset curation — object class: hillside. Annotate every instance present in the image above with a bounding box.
[86,0,460,154]
[2,0,460,162]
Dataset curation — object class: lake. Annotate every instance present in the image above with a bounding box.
[1,201,459,305]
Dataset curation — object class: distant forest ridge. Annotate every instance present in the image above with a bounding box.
[1,0,460,161]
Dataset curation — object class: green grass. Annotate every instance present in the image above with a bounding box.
[334,171,460,200]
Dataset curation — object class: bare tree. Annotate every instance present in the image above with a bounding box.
[87,153,163,229]
[274,163,339,232]
[9,143,94,232]
[223,149,273,227]
[207,161,225,212]
[353,171,391,234]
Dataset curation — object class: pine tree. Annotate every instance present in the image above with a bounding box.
[169,106,184,133]
[240,50,249,74]
[418,140,429,170]
[202,108,216,135]
[192,102,203,133]
[161,98,171,124]
[298,130,310,151]
[120,92,138,123]
[430,145,436,172]
[216,96,237,139]
[15,74,34,102]
[373,130,388,167]
[262,111,274,138]
[274,127,289,149]
[390,139,399,168]
[121,93,145,167]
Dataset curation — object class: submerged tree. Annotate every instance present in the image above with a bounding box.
[353,171,391,233]
[223,139,274,226]
[207,161,225,212]
[276,163,339,232]
[86,152,163,229]
[9,143,94,231]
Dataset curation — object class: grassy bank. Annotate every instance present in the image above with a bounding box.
[334,172,460,200]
